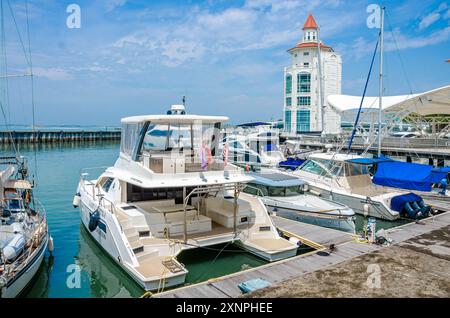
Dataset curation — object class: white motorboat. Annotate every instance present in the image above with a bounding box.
[243,171,356,233]
[292,152,406,220]
[220,130,285,168]
[0,157,50,298]
[74,105,297,292]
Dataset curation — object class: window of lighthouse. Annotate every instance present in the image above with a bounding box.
[297,73,311,93]
[285,74,292,94]
[297,96,311,106]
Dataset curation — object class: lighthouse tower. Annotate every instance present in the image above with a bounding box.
[283,14,342,134]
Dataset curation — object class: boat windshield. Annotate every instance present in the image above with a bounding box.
[140,122,219,155]
[244,183,303,197]
[345,163,370,176]
[4,198,24,211]
[142,123,193,152]
[300,159,344,177]
[268,186,303,197]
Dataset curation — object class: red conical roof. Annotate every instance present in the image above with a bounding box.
[303,14,318,30]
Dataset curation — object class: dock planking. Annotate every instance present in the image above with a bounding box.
[153,211,450,298]
[270,215,354,247]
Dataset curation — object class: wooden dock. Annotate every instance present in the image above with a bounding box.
[153,211,450,298]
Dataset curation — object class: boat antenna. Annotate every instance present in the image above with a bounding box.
[182,95,186,106]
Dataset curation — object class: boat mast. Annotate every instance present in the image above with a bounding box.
[377,6,385,157]
[317,24,324,133]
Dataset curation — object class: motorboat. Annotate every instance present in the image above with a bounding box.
[292,152,409,220]
[219,130,285,168]
[0,156,50,298]
[243,171,356,233]
[74,105,297,292]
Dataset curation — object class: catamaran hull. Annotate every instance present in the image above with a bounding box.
[0,234,48,298]
[79,198,187,291]
[267,206,356,233]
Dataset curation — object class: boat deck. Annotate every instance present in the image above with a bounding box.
[153,211,450,298]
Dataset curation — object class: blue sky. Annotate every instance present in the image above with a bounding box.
[1,0,449,126]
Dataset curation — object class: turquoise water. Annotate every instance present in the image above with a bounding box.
[1,142,267,298]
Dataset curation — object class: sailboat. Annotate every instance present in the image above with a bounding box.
[0,2,52,298]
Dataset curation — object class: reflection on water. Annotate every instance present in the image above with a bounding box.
[76,226,144,298]
[178,243,267,286]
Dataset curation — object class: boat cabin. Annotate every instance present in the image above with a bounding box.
[120,107,229,174]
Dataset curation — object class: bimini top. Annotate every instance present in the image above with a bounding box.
[122,114,229,124]
[248,172,306,187]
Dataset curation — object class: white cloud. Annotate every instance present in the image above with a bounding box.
[444,8,450,19]
[160,40,206,67]
[386,27,450,51]
[33,67,71,80]
[418,12,440,30]
[104,0,127,12]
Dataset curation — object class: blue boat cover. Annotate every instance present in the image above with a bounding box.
[346,157,393,165]
[278,157,305,170]
[238,278,271,294]
[374,161,450,192]
[390,193,422,213]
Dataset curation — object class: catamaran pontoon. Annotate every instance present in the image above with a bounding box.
[74,105,297,291]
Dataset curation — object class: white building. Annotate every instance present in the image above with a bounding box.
[284,14,342,134]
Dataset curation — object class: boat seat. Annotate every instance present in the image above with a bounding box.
[205,197,254,228]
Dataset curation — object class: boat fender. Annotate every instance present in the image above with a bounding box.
[2,234,26,262]
[73,193,81,208]
[88,211,100,232]
[289,237,301,246]
[363,204,370,217]
[48,236,54,253]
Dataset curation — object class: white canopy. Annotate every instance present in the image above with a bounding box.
[327,85,450,116]
[122,114,229,124]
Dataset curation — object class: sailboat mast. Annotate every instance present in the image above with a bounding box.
[377,6,385,157]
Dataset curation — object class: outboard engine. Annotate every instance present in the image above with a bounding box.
[391,193,431,220]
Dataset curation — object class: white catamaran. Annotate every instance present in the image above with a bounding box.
[74,105,297,291]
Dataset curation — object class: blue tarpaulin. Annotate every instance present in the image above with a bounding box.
[278,157,305,170]
[390,193,422,213]
[373,160,450,192]
[346,157,393,165]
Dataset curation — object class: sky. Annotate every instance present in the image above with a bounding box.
[0,0,449,126]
